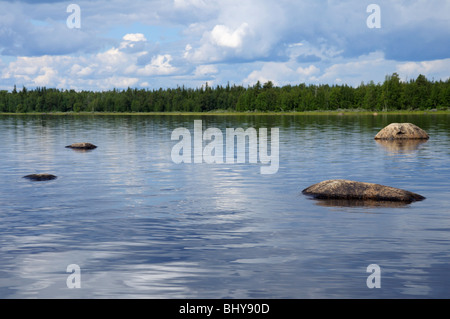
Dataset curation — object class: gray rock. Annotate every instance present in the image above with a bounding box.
[23,173,57,181]
[302,179,425,203]
[65,142,97,150]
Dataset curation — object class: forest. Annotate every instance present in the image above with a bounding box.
[0,73,449,113]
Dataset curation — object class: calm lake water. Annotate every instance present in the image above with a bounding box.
[0,113,449,299]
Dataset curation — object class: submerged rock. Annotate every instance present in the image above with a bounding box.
[374,123,429,140]
[302,179,425,203]
[23,173,57,181]
[65,142,97,150]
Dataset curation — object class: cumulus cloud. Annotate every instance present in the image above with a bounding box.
[119,33,149,53]
[32,66,58,86]
[1,33,177,90]
[135,54,177,76]
[210,23,249,49]
[297,65,320,77]
[194,64,218,77]
[317,52,395,86]
[396,59,450,81]
[2,56,68,87]
[122,33,147,42]
[243,61,303,87]
[241,51,424,87]
[71,64,95,77]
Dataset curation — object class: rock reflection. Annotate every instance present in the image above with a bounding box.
[66,148,96,153]
[310,198,412,208]
[375,139,428,154]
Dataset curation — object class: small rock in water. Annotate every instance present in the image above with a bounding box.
[65,142,97,150]
[23,173,57,181]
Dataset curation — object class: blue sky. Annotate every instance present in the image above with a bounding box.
[0,0,449,91]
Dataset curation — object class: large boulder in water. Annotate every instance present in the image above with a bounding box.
[23,173,57,181]
[65,142,97,150]
[302,179,425,203]
[374,123,429,140]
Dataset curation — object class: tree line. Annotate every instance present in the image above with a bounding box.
[0,73,449,113]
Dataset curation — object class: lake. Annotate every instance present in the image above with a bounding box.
[0,113,449,298]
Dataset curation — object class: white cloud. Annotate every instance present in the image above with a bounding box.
[96,48,127,74]
[194,64,218,77]
[396,59,450,81]
[76,66,95,77]
[1,33,177,90]
[122,33,147,42]
[183,0,287,64]
[135,54,177,76]
[2,58,38,80]
[243,61,299,87]
[100,76,139,89]
[317,51,396,86]
[240,51,438,88]
[2,56,69,87]
[210,23,249,49]
[297,65,320,77]
[33,67,58,87]
[120,33,149,52]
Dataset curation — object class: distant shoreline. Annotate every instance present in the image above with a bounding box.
[2,74,449,113]
[1,110,450,116]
